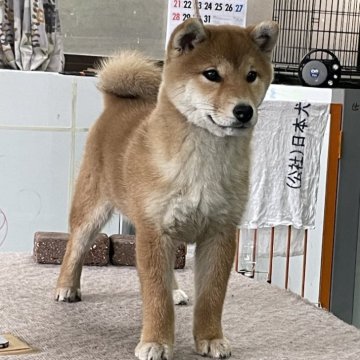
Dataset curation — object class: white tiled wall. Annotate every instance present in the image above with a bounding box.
[0,70,119,252]
[0,71,74,128]
[75,77,104,129]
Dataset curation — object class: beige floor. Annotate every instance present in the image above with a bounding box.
[0,253,360,360]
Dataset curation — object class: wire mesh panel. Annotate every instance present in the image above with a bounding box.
[272,0,360,76]
[236,227,310,300]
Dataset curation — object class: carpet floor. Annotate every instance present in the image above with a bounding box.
[0,253,360,360]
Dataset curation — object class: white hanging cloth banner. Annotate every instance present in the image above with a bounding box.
[240,101,330,230]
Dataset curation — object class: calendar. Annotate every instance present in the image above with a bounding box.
[166,0,248,46]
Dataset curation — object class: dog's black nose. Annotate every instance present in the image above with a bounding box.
[233,104,253,123]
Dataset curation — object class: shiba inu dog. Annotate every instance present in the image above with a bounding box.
[55,18,278,360]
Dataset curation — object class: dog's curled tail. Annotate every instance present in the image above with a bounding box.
[97,50,162,101]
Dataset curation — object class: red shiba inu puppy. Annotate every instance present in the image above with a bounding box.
[55,18,278,360]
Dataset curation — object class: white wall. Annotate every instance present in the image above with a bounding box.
[0,71,119,252]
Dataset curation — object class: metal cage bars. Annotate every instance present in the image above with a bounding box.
[272,0,360,74]
[236,227,309,297]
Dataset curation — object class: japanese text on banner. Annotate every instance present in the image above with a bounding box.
[287,102,311,189]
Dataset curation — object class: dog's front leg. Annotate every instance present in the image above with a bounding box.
[193,227,237,359]
[135,227,175,360]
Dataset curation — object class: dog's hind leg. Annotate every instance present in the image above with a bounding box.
[193,227,237,359]
[135,227,175,360]
[55,171,112,302]
[55,201,112,302]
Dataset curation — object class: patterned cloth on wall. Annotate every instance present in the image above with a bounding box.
[0,0,64,71]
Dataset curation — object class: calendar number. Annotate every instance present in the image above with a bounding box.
[235,4,244,12]
[203,14,211,23]
[184,0,192,8]
[172,12,181,20]
[225,3,233,11]
[173,0,181,7]
[183,13,191,20]
[215,3,223,11]
[204,2,212,10]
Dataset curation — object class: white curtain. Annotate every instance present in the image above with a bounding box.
[0,0,64,71]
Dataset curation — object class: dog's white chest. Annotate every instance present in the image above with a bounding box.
[146,133,249,239]
[164,179,224,226]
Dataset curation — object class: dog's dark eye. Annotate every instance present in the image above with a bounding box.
[203,69,222,82]
[246,71,258,83]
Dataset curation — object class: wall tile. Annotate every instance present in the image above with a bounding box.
[0,70,74,128]
[75,77,103,129]
[0,130,71,252]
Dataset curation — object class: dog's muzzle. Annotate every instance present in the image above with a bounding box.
[233,104,254,124]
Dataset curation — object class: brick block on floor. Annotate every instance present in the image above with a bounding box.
[174,244,186,269]
[110,234,187,269]
[33,232,110,266]
[110,235,136,266]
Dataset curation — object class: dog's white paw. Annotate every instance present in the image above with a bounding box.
[195,338,231,359]
[55,287,81,302]
[172,289,189,305]
[135,342,173,360]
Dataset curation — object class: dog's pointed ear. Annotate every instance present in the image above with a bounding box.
[248,21,279,58]
[167,18,207,57]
